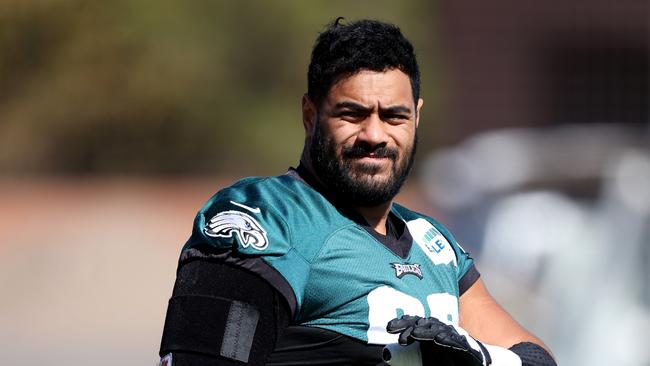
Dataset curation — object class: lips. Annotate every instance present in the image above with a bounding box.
[343,146,398,160]
[361,152,385,158]
[349,153,392,163]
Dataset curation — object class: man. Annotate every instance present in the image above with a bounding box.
[159,19,556,366]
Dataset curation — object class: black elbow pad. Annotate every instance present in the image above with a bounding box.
[159,259,290,365]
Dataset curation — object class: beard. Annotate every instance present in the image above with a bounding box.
[309,120,417,207]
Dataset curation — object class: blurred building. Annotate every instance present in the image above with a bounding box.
[438,0,648,142]
[423,1,649,365]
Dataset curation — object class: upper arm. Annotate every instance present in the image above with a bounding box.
[160,258,292,365]
[459,278,551,353]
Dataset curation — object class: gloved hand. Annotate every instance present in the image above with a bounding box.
[386,315,491,366]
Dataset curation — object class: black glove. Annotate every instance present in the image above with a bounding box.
[386,315,491,366]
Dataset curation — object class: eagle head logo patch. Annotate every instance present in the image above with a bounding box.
[204,210,269,250]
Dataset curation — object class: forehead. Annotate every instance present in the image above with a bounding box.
[326,69,414,107]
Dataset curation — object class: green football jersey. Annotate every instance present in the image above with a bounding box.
[182,169,478,345]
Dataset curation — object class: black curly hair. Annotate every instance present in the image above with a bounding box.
[307,18,420,107]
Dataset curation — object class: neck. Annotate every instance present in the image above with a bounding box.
[299,152,327,190]
[355,202,393,235]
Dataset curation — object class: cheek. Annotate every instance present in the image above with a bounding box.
[393,128,416,149]
[329,125,359,147]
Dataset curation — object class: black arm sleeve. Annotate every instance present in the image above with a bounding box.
[159,258,291,365]
[509,342,557,366]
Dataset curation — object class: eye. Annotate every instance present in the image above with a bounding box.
[383,114,410,123]
[339,111,367,121]
[386,114,408,119]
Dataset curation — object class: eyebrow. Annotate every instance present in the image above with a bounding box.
[382,105,412,115]
[333,101,373,113]
[333,101,412,115]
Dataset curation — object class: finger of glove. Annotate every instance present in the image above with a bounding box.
[397,325,415,346]
[386,315,421,334]
[386,319,406,334]
[410,325,470,352]
[438,332,472,350]
[409,320,451,341]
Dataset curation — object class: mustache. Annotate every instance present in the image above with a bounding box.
[342,143,398,160]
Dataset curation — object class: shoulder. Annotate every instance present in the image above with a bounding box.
[394,203,474,268]
[393,203,457,242]
[204,175,295,211]
[186,173,352,257]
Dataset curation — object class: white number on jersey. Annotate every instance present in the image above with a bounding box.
[366,286,459,344]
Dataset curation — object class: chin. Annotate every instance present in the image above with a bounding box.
[349,170,390,184]
[351,161,393,176]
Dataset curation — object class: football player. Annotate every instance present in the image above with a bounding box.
[159,18,556,366]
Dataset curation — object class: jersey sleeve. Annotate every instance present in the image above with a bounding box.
[433,222,480,295]
[183,190,292,256]
[179,180,312,317]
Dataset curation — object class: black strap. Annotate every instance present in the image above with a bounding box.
[161,295,259,362]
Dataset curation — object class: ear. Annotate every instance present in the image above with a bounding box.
[415,98,424,129]
[302,94,317,137]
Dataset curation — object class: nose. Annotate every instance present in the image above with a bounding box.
[356,113,388,147]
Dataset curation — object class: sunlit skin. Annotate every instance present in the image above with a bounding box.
[301,69,423,234]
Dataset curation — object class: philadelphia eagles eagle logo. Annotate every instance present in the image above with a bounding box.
[204,210,269,250]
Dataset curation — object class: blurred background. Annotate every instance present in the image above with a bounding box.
[0,0,648,365]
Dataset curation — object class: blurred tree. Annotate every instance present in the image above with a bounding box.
[0,0,442,177]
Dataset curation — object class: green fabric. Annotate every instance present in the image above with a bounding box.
[184,173,476,345]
